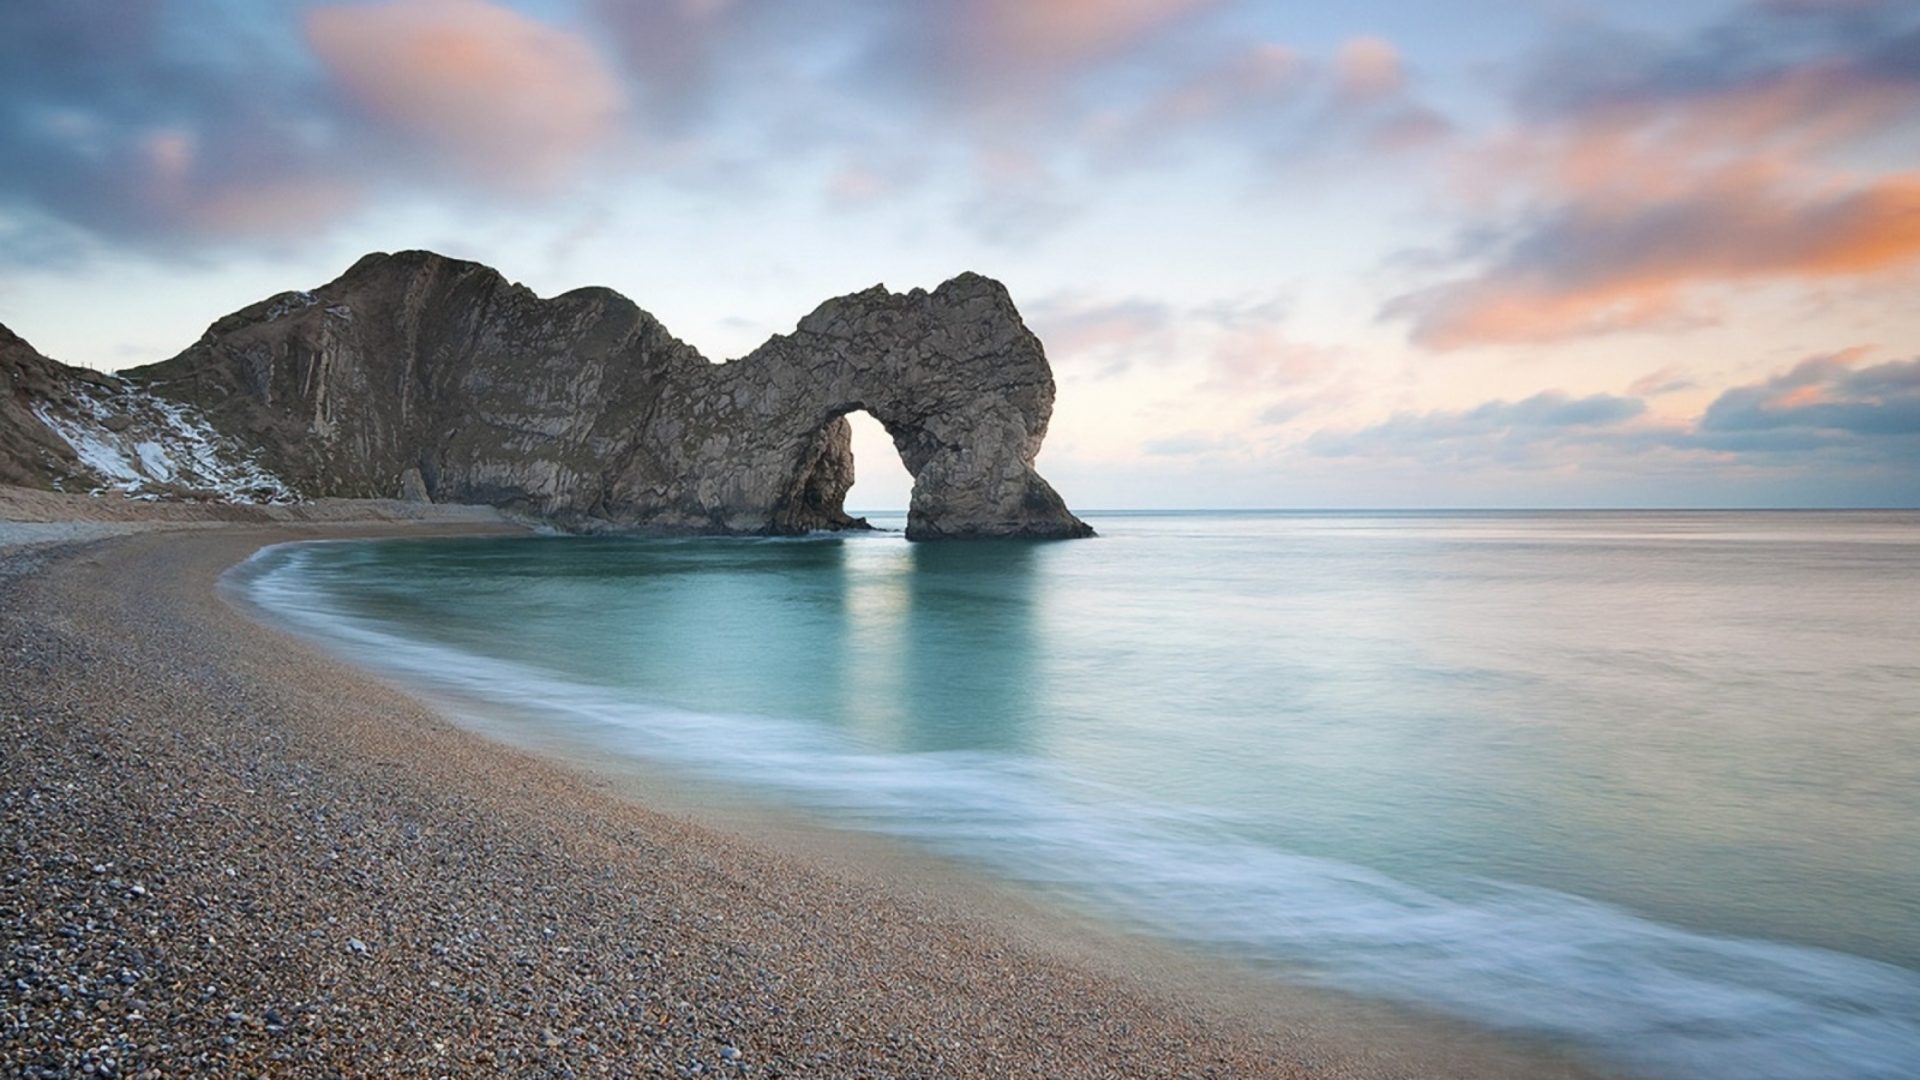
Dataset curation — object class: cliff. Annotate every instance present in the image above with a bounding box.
[0,324,89,490]
[4,252,1091,539]
[3,324,290,501]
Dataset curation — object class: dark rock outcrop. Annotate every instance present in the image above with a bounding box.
[8,252,1092,538]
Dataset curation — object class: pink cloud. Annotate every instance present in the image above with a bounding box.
[182,178,362,235]
[1628,366,1698,398]
[1205,328,1344,390]
[128,126,360,236]
[141,130,194,183]
[874,0,1224,114]
[972,0,1220,72]
[1335,37,1404,102]
[1024,295,1173,375]
[306,0,625,191]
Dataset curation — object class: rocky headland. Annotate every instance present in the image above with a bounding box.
[3,252,1091,540]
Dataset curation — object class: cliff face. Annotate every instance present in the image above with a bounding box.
[2,324,290,500]
[11,251,1090,539]
[0,325,88,490]
[126,252,688,520]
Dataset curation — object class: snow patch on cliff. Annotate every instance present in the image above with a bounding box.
[30,378,297,503]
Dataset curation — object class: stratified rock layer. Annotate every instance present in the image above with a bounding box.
[115,251,1090,539]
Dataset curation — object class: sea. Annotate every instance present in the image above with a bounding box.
[231,510,1920,1079]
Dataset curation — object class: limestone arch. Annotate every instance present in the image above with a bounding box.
[666,271,1092,539]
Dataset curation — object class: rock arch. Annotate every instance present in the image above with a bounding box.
[685,273,1094,540]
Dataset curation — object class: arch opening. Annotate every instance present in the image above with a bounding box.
[769,405,920,535]
[842,409,913,524]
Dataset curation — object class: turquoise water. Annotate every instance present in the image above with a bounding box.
[236,511,1920,1079]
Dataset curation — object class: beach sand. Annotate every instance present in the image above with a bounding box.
[1,508,1607,1078]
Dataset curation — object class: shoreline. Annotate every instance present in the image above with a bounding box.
[2,516,1606,1077]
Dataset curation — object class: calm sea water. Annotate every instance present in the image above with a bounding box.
[235,511,1920,1079]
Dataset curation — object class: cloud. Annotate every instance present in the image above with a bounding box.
[954,175,1084,246]
[1143,431,1240,456]
[306,0,626,191]
[1027,288,1351,409]
[585,0,1247,147]
[1083,42,1306,160]
[1257,400,1310,425]
[1203,328,1344,390]
[0,2,363,247]
[1308,391,1647,458]
[822,157,927,209]
[586,0,762,128]
[870,0,1224,109]
[1303,349,1918,499]
[1335,37,1404,102]
[1699,348,1920,440]
[1387,169,1920,347]
[1186,293,1352,397]
[1086,33,1450,171]
[0,0,626,254]
[1629,366,1699,397]
[1386,1,1920,349]
[1026,295,1173,369]
[0,0,1450,259]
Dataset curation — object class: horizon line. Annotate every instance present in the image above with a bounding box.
[843,506,1920,515]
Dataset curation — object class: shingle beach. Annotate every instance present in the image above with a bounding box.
[1,503,1600,1079]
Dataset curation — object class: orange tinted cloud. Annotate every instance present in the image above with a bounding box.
[1394,10,1920,351]
[306,0,624,190]
[1395,169,1920,349]
[1474,63,1920,211]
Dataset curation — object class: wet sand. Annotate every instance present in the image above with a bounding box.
[1,518,1608,1078]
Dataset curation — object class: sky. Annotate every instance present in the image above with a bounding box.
[2,0,1917,509]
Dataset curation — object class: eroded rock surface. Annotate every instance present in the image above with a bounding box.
[7,251,1091,538]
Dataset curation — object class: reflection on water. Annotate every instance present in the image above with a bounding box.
[235,511,1920,1080]
[900,541,1039,753]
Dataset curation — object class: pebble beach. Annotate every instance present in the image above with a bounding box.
[1,507,1601,1079]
